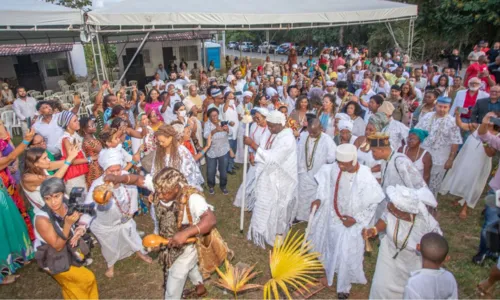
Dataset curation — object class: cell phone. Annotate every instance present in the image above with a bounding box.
[26,117,32,130]
[490,117,500,127]
[459,107,469,114]
[220,121,229,127]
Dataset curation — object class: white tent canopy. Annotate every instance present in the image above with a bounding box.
[0,0,83,45]
[87,0,418,31]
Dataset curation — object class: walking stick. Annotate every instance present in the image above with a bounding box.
[240,110,253,233]
[302,205,317,247]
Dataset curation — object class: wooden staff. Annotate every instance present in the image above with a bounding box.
[302,205,318,248]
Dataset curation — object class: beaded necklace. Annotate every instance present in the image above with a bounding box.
[265,134,277,150]
[305,135,321,171]
[391,214,416,259]
[112,186,132,223]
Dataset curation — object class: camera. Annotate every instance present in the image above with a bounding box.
[68,187,95,216]
[220,121,229,127]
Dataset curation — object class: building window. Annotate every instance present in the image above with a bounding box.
[142,49,151,64]
[44,59,69,77]
[178,46,198,61]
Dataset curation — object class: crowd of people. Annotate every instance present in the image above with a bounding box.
[1,39,500,299]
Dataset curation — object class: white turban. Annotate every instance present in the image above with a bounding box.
[254,107,269,117]
[266,87,278,97]
[386,185,437,215]
[243,91,253,98]
[276,78,283,83]
[338,119,353,132]
[326,81,335,87]
[227,75,236,83]
[335,113,351,122]
[98,145,124,170]
[336,144,357,166]
[267,110,286,126]
[292,64,298,69]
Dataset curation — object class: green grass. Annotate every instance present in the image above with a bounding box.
[0,142,498,298]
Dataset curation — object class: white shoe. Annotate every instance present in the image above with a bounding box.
[138,230,145,237]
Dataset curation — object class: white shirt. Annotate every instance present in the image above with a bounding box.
[373,81,391,95]
[13,97,37,121]
[161,93,182,124]
[150,79,165,92]
[354,88,376,114]
[172,76,190,91]
[223,101,240,140]
[404,268,458,300]
[414,77,428,92]
[33,113,65,156]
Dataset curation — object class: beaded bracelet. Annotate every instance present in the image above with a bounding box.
[200,149,206,155]
[22,140,30,145]
[64,160,71,166]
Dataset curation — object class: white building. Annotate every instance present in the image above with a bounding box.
[0,43,87,91]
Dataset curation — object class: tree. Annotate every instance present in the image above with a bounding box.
[45,0,92,9]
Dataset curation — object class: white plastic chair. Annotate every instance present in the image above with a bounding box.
[85,104,94,117]
[61,85,70,92]
[31,91,42,97]
[27,90,37,97]
[1,111,21,136]
[43,90,53,97]
[129,80,138,87]
[58,80,67,88]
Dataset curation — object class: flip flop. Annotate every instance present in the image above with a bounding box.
[1,275,20,285]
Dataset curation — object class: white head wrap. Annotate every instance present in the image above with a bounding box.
[266,87,278,97]
[292,64,298,69]
[266,110,286,126]
[335,113,351,122]
[338,119,353,132]
[98,145,124,170]
[336,144,357,166]
[254,107,269,118]
[276,78,283,83]
[166,82,176,90]
[326,81,335,87]
[243,91,253,98]
[227,75,236,83]
[337,65,346,71]
[386,185,437,216]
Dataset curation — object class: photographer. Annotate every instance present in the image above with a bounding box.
[204,107,231,195]
[34,178,98,299]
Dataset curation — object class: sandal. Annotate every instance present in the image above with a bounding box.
[182,286,207,299]
[477,279,494,297]
[1,275,20,285]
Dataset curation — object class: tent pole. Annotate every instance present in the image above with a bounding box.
[385,22,401,51]
[222,31,226,59]
[90,33,101,84]
[201,39,206,69]
[95,32,108,81]
[407,19,411,58]
[266,30,270,55]
[117,31,151,87]
[409,18,415,60]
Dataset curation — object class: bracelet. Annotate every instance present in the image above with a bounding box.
[195,224,201,235]
[64,160,71,166]
[22,140,30,145]
[87,156,92,164]
[125,175,131,184]
[200,149,206,155]
[131,160,137,166]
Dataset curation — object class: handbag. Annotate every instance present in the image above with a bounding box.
[184,192,234,279]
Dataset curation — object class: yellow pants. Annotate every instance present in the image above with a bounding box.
[53,266,99,299]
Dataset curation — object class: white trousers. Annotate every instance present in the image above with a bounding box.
[164,245,203,300]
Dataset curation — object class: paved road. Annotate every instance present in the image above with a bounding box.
[224,49,309,64]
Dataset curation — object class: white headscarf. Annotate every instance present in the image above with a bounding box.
[338,119,353,132]
[266,110,286,126]
[336,144,357,166]
[227,75,236,83]
[254,107,269,118]
[386,185,437,216]
[266,87,278,97]
[98,145,124,170]
[243,91,253,98]
[335,113,351,122]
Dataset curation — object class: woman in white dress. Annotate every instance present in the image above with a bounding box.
[398,128,432,185]
[364,185,441,299]
[234,107,270,210]
[439,110,498,219]
[355,112,388,180]
[343,100,366,137]
[83,149,152,278]
[317,94,337,139]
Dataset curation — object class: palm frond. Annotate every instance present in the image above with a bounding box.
[263,231,324,300]
[214,260,262,299]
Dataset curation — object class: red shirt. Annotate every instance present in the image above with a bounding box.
[461,90,479,119]
[332,57,345,71]
[465,62,487,86]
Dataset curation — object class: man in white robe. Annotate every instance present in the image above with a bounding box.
[308,144,385,299]
[243,111,298,248]
[295,118,336,221]
[416,96,462,195]
[83,148,152,278]
[378,101,409,151]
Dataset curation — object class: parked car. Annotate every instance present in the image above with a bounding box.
[227,41,239,49]
[276,43,294,55]
[258,41,278,53]
[240,42,255,52]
